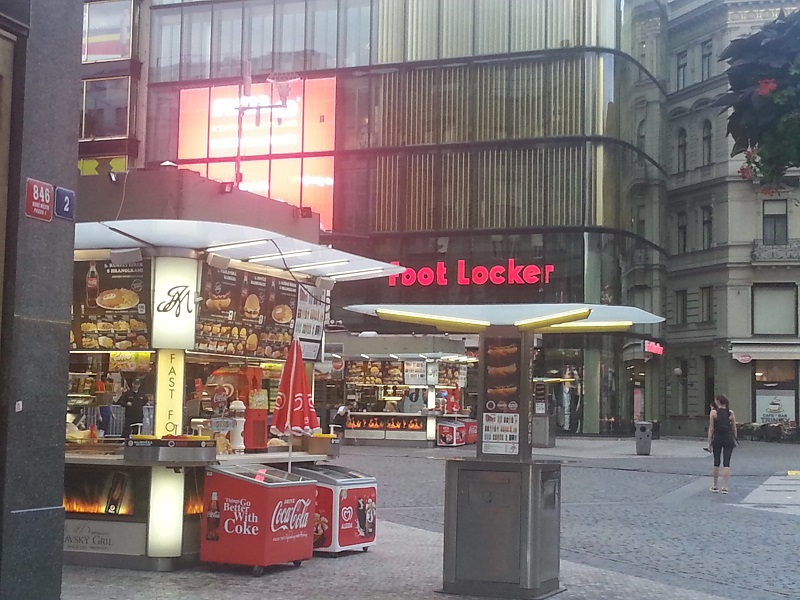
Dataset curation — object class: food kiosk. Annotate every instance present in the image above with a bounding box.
[64,217,402,570]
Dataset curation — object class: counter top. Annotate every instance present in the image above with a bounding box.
[352,411,424,417]
[65,451,328,466]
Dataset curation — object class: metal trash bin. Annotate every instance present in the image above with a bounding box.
[443,459,562,599]
[635,421,653,455]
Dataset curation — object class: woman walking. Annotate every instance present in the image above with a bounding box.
[707,394,737,493]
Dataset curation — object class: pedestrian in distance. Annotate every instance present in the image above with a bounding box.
[331,404,350,439]
[707,394,737,494]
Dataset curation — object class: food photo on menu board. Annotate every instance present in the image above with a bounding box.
[72,260,151,351]
[195,265,297,359]
[483,338,522,413]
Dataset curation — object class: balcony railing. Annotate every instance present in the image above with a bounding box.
[751,239,800,262]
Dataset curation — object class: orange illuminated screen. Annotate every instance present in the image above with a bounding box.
[178,78,336,230]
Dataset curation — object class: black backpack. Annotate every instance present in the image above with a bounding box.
[715,407,731,435]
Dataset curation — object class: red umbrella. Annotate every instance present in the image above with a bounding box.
[270,341,321,438]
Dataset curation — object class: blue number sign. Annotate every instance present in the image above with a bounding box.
[54,187,76,221]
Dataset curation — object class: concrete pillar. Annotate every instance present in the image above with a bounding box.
[0,1,81,598]
[583,349,601,433]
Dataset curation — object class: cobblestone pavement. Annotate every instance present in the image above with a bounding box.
[62,438,800,600]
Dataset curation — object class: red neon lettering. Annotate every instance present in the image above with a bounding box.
[471,266,489,285]
[456,260,470,285]
[388,261,401,286]
[489,265,505,284]
[390,261,556,287]
[401,268,416,286]
[544,264,554,283]
[418,267,435,286]
[507,259,524,285]
[522,265,541,284]
[436,262,448,285]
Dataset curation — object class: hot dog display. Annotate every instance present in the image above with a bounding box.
[483,338,522,413]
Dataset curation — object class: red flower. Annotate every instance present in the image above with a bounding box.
[738,164,753,180]
[756,79,778,96]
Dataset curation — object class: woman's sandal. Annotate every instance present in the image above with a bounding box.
[721,488,728,494]
[710,486,719,493]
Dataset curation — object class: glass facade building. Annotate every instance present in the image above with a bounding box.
[131,0,671,432]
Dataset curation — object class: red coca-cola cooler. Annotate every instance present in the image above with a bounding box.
[437,420,466,447]
[292,465,377,554]
[463,419,479,444]
[201,464,316,576]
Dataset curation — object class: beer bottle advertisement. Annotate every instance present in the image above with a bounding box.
[71,260,152,352]
[63,466,136,516]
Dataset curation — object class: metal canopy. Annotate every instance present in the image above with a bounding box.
[75,219,405,281]
[345,303,665,332]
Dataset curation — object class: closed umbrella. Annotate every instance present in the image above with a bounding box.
[270,340,321,471]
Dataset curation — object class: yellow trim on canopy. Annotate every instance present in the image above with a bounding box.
[375,308,490,333]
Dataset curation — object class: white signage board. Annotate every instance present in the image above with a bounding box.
[755,389,796,424]
[404,361,426,385]
[64,519,147,556]
[481,413,519,455]
[152,256,199,349]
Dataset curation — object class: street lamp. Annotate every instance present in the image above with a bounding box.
[234,61,300,189]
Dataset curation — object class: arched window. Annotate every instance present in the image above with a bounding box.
[677,128,687,172]
[702,120,713,166]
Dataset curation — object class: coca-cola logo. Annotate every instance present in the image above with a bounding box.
[271,498,311,532]
[341,506,353,522]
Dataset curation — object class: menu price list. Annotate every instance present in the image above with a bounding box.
[195,265,297,359]
[482,413,520,455]
[293,285,326,360]
[344,361,404,386]
[72,260,151,351]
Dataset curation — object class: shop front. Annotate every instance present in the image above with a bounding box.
[329,228,667,434]
[64,215,401,569]
[318,332,475,446]
[728,343,800,441]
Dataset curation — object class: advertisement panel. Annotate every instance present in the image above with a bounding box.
[755,389,796,424]
[481,337,522,455]
[293,284,326,361]
[201,470,315,567]
[196,265,297,360]
[73,260,151,351]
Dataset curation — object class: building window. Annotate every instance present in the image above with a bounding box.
[80,77,131,139]
[676,211,687,253]
[763,199,788,245]
[701,40,713,81]
[82,0,133,63]
[675,290,687,324]
[702,205,713,249]
[677,128,687,172]
[701,286,713,322]
[637,120,646,164]
[339,0,372,67]
[676,50,687,90]
[702,120,712,166]
[211,3,243,78]
[307,0,338,70]
[753,284,797,335]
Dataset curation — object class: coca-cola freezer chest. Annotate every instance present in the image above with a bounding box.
[201,464,316,574]
[292,465,377,553]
